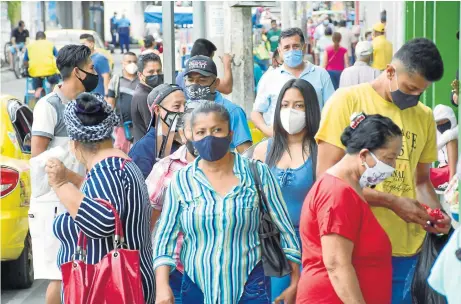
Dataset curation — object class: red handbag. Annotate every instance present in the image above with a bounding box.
[61,198,145,304]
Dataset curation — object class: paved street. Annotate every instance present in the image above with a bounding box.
[1,280,47,304]
[0,51,133,99]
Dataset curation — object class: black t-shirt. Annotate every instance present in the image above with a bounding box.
[11,27,29,43]
[131,83,153,143]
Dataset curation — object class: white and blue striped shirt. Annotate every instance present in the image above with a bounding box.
[153,153,301,304]
[53,157,155,303]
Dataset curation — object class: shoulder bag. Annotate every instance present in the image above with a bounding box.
[249,160,292,277]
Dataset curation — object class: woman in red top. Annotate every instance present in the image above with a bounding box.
[323,32,349,90]
[297,113,402,304]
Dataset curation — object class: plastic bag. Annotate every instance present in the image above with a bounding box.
[411,230,454,304]
[29,146,77,198]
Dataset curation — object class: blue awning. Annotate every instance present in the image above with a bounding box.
[144,10,193,25]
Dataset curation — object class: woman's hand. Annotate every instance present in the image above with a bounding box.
[155,284,174,304]
[274,284,297,304]
[45,158,68,188]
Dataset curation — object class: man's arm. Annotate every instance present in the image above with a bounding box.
[250,111,273,137]
[31,136,50,157]
[236,141,252,154]
[102,73,111,98]
[251,73,273,137]
[317,141,434,226]
[316,141,344,177]
[446,139,458,179]
[415,162,451,234]
[216,54,233,95]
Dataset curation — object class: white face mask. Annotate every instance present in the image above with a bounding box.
[359,152,395,188]
[125,62,138,75]
[280,108,306,135]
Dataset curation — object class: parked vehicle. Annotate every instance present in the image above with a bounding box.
[0,95,34,289]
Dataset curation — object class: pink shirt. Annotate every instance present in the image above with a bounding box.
[146,145,189,272]
[325,46,348,71]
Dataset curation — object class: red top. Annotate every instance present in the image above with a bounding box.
[296,173,392,304]
[325,45,348,71]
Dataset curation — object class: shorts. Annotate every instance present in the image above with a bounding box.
[28,200,64,280]
[10,42,25,54]
[32,74,61,90]
[430,166,450,188]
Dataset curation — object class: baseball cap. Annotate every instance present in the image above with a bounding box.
[373,22,385,33]
[147,83,182,109]
[355,41,373,57]
[184,55,217,77]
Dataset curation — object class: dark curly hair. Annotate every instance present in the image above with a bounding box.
[341,114,402,154]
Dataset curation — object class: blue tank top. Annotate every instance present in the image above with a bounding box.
[265,139,314,226]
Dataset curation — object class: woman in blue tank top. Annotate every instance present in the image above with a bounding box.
[253,78,321,303]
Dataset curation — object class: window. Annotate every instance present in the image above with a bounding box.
[8,100,33,154]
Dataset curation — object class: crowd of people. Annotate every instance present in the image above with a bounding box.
[24,10,461,304]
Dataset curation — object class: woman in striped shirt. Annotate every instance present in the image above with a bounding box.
[153,101,301,304]
[45,93,154,303]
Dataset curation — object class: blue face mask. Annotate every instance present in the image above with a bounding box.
[193,135,231,162]
[283,49,303,68]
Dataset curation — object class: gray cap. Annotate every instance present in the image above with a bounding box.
[147,83,182,109]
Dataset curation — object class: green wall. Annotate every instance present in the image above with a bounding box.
[405,1,460,110]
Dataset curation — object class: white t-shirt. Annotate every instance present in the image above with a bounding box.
[31,86,85,201]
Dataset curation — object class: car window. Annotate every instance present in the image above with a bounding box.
[8,100,33,154]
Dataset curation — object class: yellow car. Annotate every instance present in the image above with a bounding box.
[0,95,34,288]
[46,29,115,71]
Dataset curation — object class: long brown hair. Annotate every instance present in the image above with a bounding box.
[332,32,342,51]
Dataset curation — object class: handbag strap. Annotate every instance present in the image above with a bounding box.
[76,198,125,253]
[249,160,269,214]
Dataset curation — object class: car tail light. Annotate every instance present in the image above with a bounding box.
[1,167,19,197]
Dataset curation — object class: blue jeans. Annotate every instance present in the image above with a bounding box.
[391,255,419,304]
[181,262,271,304]
[327,70,342,90]
[170,269,183,304]
[270,228,301,302]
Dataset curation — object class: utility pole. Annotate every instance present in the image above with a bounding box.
[193,1,206,40]
[228,6,254,115]
[280,1,296,29]
[162,1,175,84]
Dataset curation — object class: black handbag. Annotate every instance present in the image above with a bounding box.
[249,160,292,277]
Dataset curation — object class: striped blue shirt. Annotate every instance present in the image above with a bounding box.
[53,157,155,303]
[153,153,301,304]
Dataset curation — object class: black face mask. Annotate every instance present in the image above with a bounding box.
[159,105,182,130]
[437,121,452,134]
[77,68,99,92]
[389,72,421,110]
[145,74,164,88]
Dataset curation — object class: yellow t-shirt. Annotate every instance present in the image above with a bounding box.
[372,35,393,71]
[316,83,437,256]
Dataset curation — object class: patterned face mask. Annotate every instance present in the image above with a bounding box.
[185,79,216,101]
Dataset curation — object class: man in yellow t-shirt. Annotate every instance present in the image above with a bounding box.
[24,31,60,98]
[316,38,451,304]
[371,22,393,71]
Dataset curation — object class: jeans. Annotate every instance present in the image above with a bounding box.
[270,228,301,302]
[327,70,342,90]
[181,262,271,304]
[170,269,183,304]
[391,255,419,304]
